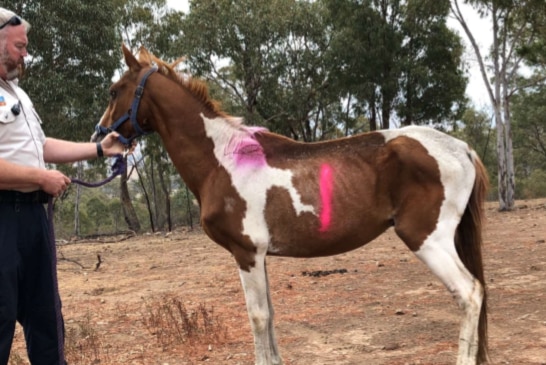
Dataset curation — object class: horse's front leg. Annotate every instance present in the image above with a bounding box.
[237,250,283,365]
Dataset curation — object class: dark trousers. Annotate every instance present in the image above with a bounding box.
[0,201,64,365]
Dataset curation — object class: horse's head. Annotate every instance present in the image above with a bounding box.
[91,45,157,145]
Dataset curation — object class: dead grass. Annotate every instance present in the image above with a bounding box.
[142,294,228,354]
[65,312,110,364]
[9,295,228,365]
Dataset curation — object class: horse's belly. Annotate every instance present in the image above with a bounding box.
[266,215,392,258]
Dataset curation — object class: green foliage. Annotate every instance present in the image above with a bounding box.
[178,0,468,135]
[512,0,546,66]
[118,0,184,53]
[326,0,466,129]
[398,0,467,125]
[511,81,546,200]
[179,0,347,140]
[518,169,546,199]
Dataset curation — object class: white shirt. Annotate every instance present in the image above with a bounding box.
[0,80,46,169]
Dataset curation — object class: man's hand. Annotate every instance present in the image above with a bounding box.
[100,132,135,157]
[39,170,71,197]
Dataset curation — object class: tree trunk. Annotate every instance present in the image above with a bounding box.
[185,185,194,229]
[451,0,516,210]
[134,160,155,232]
[492,5,515,211]
[73,161,83,236]
[503,90,515,210]
[157,160,172,232]
[496,114,509,210]
[120,159,141,232]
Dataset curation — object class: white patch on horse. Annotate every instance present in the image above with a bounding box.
[224,196,236,213]
[203,115,315,252]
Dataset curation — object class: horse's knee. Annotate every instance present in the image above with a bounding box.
[249,308,269,333]
[457,279,484,313]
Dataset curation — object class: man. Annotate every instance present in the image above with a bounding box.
[0,8,125,364]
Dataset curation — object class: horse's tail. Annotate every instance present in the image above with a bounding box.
[456,151,489,363]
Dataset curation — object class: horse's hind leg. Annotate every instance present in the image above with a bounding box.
[397,221,484,365]
[395,209,484,365]
[414,239,484,365]
[238,251,282,365]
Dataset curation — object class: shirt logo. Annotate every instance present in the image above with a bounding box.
[0,96,5,107]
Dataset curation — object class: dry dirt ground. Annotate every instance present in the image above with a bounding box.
[10,199,546,365]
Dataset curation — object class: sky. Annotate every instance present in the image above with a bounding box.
[447,6,492,108]
[166,0,492,107]
[167,0,188,13]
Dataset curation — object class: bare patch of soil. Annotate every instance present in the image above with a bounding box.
[10,200,546,364]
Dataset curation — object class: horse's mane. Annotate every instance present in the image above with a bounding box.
[137,47,230,120]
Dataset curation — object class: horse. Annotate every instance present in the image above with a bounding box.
[91,45,489,365]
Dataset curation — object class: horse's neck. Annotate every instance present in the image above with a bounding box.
[155,109,245,197]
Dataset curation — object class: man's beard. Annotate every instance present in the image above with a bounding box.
[0,47,22,81]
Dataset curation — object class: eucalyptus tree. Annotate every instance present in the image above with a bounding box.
[451,0,546,210]
[325,0,400,130]
[178,0,346,141]
[397,0,467,126]
[326,0,467,130]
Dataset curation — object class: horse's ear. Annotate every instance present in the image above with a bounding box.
[122,44,141,72]
[137,46,153,67]
[170,56,186,69]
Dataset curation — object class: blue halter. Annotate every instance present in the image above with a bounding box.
[95,66,158,146]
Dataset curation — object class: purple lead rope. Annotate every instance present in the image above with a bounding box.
[70,154,127,187]
[46,154,127,364]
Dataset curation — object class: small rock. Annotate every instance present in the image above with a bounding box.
[383,343,401,351]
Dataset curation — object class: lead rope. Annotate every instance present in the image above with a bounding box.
[46,154,127,364]
[71,154,127,187]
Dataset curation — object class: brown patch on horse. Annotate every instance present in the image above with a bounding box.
[259,132,404,256]
[256,131,387,167]
[259,132,443,253]
[386,136,444,251]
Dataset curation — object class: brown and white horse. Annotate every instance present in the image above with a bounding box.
[92,46,489,365]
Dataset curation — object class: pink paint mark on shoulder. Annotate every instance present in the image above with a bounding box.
[228,126,268,168]
[319,163,334,232]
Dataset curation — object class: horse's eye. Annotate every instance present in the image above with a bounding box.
[110,90,117,99]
